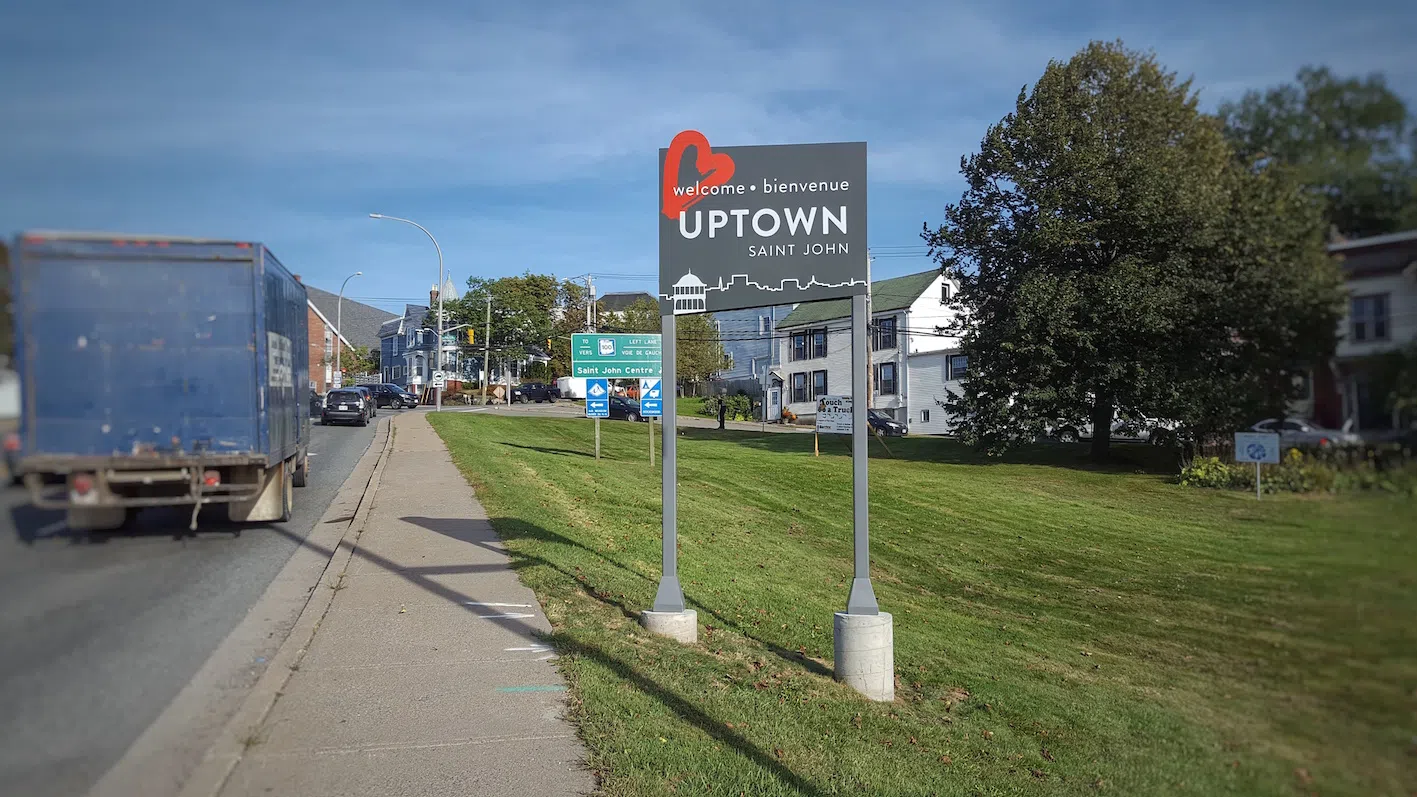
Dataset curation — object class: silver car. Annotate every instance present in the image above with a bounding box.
[1249,417,1361,448]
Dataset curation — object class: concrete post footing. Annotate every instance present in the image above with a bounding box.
[641,609,697,643]
[834,611,894,702]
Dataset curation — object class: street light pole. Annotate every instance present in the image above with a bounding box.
[335,271,362,389]
[368,213,445,412]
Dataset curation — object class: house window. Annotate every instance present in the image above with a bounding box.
[948,354,968,381]
[812,370,827,399]
[1351,294,1389,342]
[922,409,931,423]
[393,365,402,379]
[323,329,333,359]
[941,283,952,304]
[811,328,827,358]
[875,362,897,395]
[759,315,772,335]
[791,332,808,362]
[791,372,808,403]
[873,316,897,350]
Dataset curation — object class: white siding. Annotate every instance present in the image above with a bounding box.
[775,273,969,423]
[906,351,966,435]
[1336,269,1417,358]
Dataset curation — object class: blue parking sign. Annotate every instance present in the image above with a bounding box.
[586,378,609,418]
[639,378,663,417]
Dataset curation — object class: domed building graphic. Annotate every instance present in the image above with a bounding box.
[672,270,707,315]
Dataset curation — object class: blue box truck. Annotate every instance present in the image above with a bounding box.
[6,231,312,531]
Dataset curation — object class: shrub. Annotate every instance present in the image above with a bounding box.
[1179,445,1417,495]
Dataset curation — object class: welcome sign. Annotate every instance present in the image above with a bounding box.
[658,131,868,315]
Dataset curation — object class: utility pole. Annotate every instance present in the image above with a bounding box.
[481,294,492,405]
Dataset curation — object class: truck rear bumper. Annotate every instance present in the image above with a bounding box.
[19,455,270,510]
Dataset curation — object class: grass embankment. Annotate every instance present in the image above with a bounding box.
[676,396,707,417]
[428,414,1415,796]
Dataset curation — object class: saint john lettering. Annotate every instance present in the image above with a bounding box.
[659,132,868,315]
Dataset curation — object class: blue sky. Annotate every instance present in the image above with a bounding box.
[2,0,1413,314]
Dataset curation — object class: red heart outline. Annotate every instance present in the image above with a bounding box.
[661,130,736,220]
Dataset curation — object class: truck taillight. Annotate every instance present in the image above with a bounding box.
[203,470,221,487]
[3,433,19,452]
[72,474,95,495]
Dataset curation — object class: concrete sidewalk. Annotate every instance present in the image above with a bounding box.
[215,413,591,796]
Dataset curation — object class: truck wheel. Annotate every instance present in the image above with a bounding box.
[279,467,293,523]
[293,452,309,488]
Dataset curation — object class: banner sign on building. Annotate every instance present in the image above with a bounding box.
[658,131,868,316]
[571,334,663,378]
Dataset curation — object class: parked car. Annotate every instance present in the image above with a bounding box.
[608,396,645,422]
[868,410,907,437]
[322,389,372,426]
[371,383,418,409]
[512,382,561,403]
[1249,417,1361,448]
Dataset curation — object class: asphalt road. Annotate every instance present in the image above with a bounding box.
[0,419,380,797]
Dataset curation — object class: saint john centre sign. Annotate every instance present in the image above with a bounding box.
[658,130,868,315]
[571,334,663,378]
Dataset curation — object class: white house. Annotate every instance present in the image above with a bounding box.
[774,269,964,430]
[1308,229,1417,434]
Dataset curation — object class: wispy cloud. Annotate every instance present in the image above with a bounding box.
[1,0,1413,298]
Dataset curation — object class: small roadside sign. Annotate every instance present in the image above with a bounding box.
[586,379,610,418]
[1235,430,1280,500]
[1234,432,1280,464]
[331,372,343,389]
[431,370,447,389]
[816,395,852,434]
[639,378,663,417]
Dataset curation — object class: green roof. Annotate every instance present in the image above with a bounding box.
[776,269,940,328]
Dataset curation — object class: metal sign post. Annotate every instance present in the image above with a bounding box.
[640,313,697,642]
[586,379,609,461]
[846,296,878,616]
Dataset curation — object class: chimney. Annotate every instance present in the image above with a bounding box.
[292,274,302,283]
[430,286,439,307]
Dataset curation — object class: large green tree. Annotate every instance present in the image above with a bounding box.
[1219,66,1417,239]
[613,299,730,384]
[452,273,589,379]
[923,40,1345,460]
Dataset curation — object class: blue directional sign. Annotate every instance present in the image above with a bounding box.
[639,378,663,417]
[585,379,610,418]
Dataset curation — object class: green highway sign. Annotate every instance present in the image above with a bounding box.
[571,333,662,378]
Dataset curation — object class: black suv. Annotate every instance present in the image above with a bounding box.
[322,389,372,426]
[511,382,560,403]
[372,383,418,409]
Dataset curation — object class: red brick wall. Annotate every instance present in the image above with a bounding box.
[307,305,330,392]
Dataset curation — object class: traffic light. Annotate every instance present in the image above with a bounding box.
[546,338,552,350]
[467,328,475,344]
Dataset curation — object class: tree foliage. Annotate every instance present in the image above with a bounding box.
[1219,66,1417,239]
[451,273,589,379]
[612,299,730,383]
[923,40,1345,459]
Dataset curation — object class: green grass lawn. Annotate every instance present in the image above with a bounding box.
[428,414,1416,796]
[677,396,707,417]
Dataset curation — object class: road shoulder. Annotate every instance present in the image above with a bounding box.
[88,417,394,797]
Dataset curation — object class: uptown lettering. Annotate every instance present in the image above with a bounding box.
[677,206,848,239]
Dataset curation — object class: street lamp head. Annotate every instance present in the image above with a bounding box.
[368,213,383,219]
[354,271,363,276]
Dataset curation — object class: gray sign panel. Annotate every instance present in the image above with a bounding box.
[658,132,867,315]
